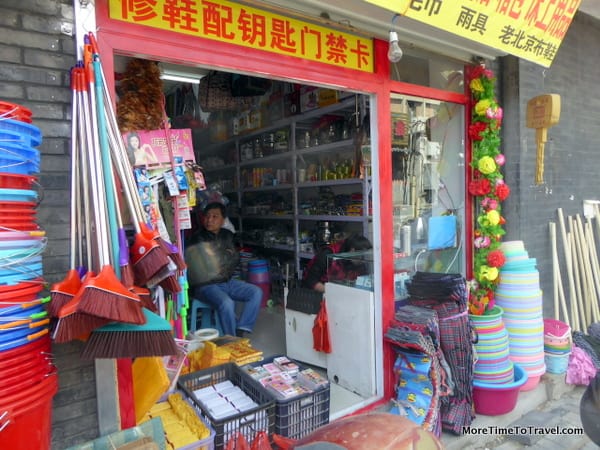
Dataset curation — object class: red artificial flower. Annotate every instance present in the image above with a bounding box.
[487,250,506,268]
[468,122,488,141]
[468,178,492,196]
[495,183,510,201]
[470,65,486,80]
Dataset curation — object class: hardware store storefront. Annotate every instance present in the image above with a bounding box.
[63,0,542,444]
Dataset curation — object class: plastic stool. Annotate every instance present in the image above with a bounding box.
[189,298,224,336]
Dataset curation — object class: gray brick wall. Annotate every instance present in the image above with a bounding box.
[0,1,98,449]
[501,12,600,322]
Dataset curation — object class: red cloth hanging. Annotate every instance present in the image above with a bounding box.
[313,299,332,353]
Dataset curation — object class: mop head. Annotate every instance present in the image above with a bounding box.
[80,308,178,359]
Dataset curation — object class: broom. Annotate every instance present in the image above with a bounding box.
[72,59,144,325]
[80,308,178,359]
[52,293,110,343]
[48,67,83,318]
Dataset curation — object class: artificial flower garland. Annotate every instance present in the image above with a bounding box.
[467,64,510,315]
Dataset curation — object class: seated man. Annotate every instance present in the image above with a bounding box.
[185,202,262,337]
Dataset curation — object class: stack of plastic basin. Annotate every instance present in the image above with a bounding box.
[0,101,55,450]
[543,318,571,374]
[496,241,546,391]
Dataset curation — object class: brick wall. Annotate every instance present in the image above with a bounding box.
[0,1,98,448]
[501,13,600,322]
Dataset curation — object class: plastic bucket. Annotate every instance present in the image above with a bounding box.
[0,373,57,450]
[0,333,49,364]
[0,201,36,212]
[545,352,570,374]
[473,363,528,415]
[247,259,270,284]
[0,102,32,124]
[0,189,38,203]
[0,118,41,147]
[0,174,36,190]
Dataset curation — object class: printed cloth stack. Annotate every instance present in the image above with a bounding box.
[406,272,475,435]
[385,326,442,436]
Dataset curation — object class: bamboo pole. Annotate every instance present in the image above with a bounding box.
[550,222,570,324]
[585,218,600,323]
[575,214,594,328]
[558,208,580,331]
[568,224,584,331]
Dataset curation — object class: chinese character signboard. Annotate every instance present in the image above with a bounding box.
[364,0,581,68]
[108,0,374,72]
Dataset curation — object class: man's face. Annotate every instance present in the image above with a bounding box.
[203,208,225,234]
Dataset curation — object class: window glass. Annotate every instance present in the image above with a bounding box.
[391,93,465,297]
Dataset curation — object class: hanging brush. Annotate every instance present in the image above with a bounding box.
[49,67,83,318]
[80,307,178,359]
[71,57,144,326]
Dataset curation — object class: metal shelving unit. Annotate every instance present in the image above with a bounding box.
[200,93,371,279]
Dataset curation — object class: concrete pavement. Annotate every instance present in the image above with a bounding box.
[440,373,596,449]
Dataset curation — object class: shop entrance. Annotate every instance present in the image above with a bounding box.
[115,55,380,418]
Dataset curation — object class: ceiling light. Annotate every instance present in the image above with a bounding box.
[160,73,200,84]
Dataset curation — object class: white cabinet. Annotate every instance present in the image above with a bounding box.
[325,282,376,398]
[284,308,328,368]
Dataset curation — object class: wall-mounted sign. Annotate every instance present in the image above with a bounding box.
[364,0,581,68]
[108,0,374,72]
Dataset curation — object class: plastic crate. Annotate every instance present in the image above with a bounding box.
[240,356,330,439]
[178,363,275,449]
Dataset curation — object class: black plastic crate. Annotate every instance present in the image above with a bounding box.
[240,356,330,439]
[178,363,275,449]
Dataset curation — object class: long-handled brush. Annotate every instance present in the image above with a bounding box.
[71,58,144,325]
[48,67,83,318]
[52,293,110,343]
[80,307,178,359]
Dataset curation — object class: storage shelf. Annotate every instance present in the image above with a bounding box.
[201,93,369,280]
[297,214,367,222]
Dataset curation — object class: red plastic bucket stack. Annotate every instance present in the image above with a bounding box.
[0,100,55,450]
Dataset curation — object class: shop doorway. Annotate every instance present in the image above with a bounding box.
[114,56,381,418]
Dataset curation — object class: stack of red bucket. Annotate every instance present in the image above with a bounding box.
[0,101,56,450]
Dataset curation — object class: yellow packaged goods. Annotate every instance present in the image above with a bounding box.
[167,393,211,440]
[133,357,171,424]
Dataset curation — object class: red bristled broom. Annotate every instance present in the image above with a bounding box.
[71,60,145,325]
[49,67,84,318]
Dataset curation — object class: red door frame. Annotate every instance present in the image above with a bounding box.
[94,0,472,404]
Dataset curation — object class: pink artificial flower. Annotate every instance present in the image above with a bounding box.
[495,154,505,166]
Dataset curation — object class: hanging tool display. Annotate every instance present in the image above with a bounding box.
[49,33,179,358]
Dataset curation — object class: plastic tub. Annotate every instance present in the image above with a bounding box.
[545,352,570,374]
[0,118,42,146]
[473,363,528,415]
[0,372,57,450]
[0,174,36,190]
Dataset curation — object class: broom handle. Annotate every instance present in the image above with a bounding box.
[76,69,95,270]
[69,69,79,269]
[93,58,120,271]
[88,31,147,227]
[83,59,111,267]
[77,67,103,271]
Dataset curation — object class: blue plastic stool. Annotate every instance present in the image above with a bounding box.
[189,298,224,336]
